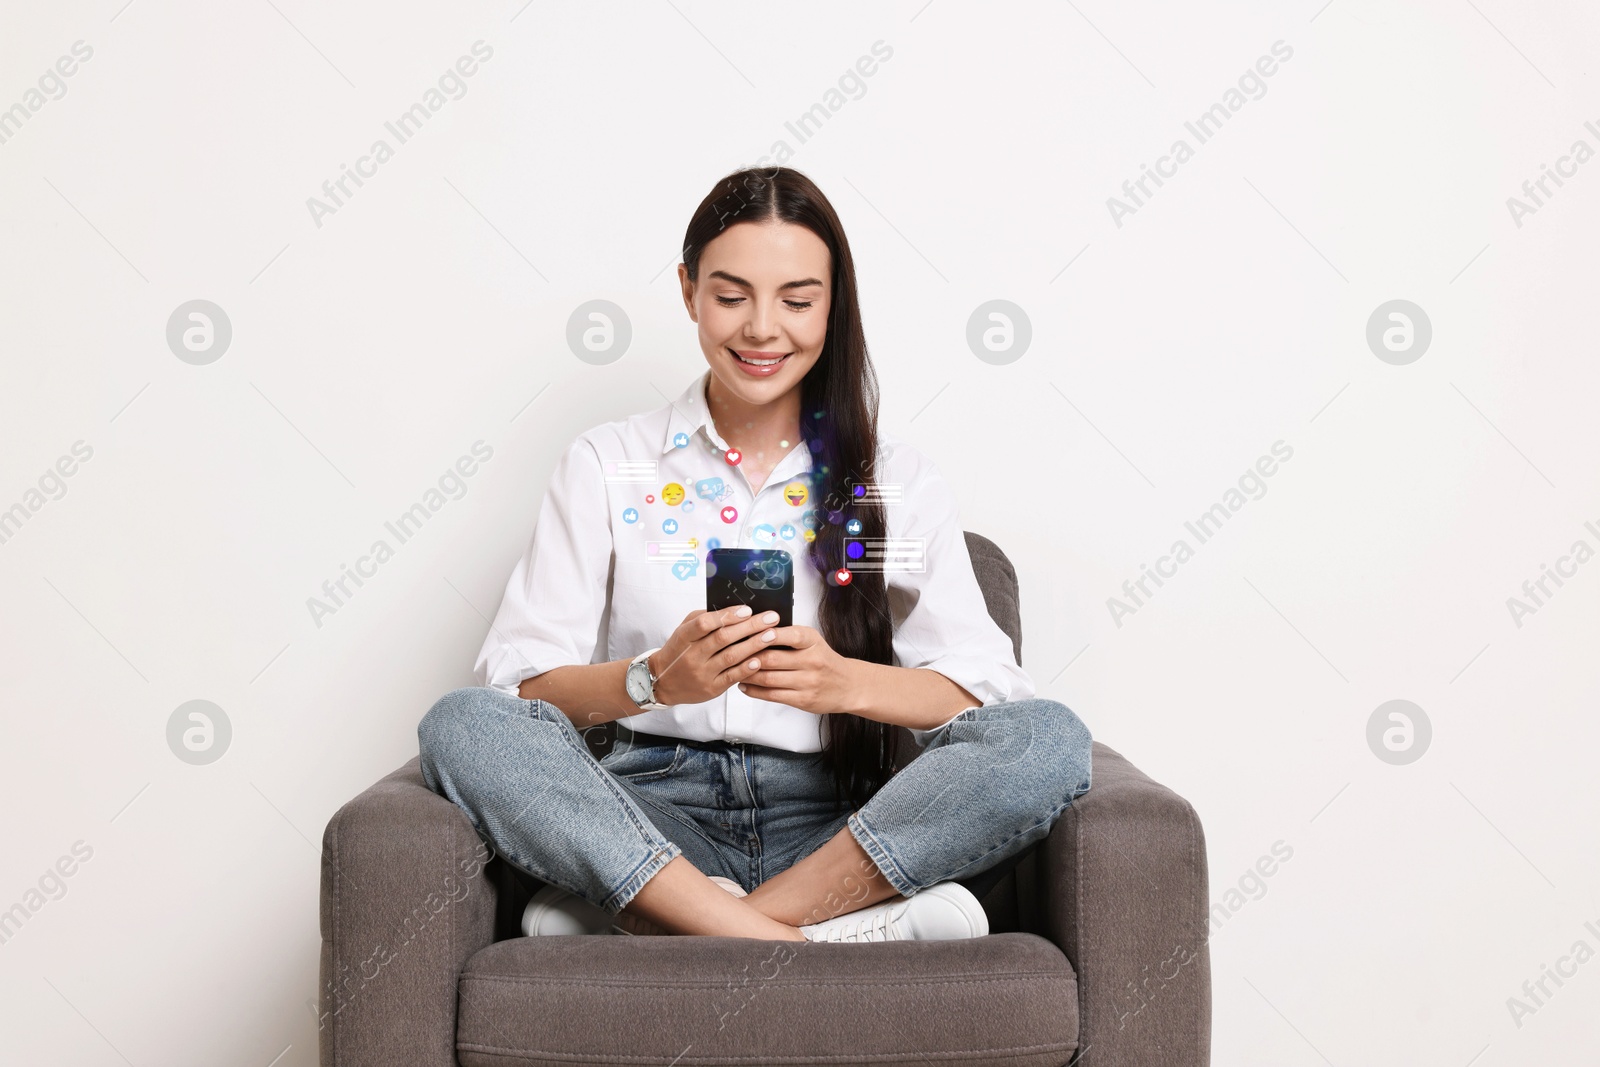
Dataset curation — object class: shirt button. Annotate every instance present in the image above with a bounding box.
[729,737,742,744]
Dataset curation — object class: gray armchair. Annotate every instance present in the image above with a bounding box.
[319,532,1211,1066]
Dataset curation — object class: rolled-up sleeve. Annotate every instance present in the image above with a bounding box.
[886,447,1036,741]
[474,436,611,695]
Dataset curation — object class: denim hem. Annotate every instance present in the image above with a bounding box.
[601,841,683,915]
[846,810,918,898]
[932,797,1073,887]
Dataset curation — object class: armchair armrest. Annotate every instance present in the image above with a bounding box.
[319,756,500,1067]
[1024,741,1211,1067]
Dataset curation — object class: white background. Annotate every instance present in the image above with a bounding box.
[2,0,1598,1063]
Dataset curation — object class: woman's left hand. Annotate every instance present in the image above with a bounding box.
[736,626,860,716]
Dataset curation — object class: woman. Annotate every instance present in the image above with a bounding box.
[418,167,1093,943]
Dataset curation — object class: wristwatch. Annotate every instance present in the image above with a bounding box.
[625,647,668,711]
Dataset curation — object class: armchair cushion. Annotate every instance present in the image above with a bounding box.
[455,933,1078,1067]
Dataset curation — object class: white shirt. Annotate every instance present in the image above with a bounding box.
[474,370,1034,753]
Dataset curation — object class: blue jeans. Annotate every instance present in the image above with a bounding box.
[417,687,1093,916]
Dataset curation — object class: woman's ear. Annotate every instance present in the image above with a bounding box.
[677,264,699,323]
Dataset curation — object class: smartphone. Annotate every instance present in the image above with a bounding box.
[706,548,794,628]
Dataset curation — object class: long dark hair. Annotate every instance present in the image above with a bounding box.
[680,166,900,809]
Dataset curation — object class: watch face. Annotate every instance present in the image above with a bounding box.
[626,659,650,703]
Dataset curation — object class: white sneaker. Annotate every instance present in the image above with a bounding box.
[521,884,613,937]
[610,873,749,936]
[799,882,988,943]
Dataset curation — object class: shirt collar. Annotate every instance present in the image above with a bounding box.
[659,369,816,486]
[661,370,729,454]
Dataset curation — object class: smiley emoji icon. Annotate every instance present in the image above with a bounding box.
[783,481,808,506]
[661,482,685,507]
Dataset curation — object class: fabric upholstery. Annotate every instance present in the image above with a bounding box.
[963,530,1024,667]
[456,934,1078,1067]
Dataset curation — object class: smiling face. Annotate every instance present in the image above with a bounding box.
[678,219,832,407]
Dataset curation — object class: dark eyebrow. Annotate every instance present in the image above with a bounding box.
[707,269,825,292]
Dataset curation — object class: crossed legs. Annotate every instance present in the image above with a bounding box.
[620,824,902,940]
[420,688,1089,940]
[621,697,1092,938]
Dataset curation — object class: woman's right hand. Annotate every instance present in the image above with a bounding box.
[647,605,783,707]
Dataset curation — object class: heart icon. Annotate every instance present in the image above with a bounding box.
[645,494,655,504]
[720,506,738,524]
[834,568,852,586]
[725,449,741,466]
